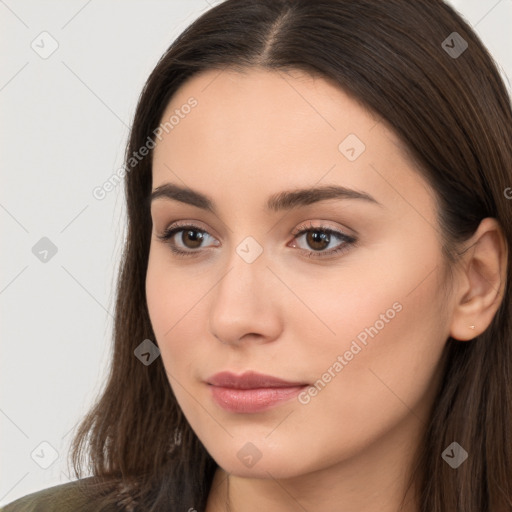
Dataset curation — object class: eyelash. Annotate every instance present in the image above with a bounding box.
[156,221,357,260]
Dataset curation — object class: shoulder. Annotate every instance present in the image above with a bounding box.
[0,477,121,512]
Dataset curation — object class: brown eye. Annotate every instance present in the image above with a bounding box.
[305,230,331,251]
[290,224,357,259]
[156,223,219,257]
[179,229,205,249]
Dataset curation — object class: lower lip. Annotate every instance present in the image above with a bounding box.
[209,385,307,413]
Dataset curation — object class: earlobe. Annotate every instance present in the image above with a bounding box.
[449,218,508,341]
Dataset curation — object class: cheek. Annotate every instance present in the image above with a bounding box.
[291,239,448,446]
[294,296,446,474]
[284,232,445,409]
[145,248,210,377]
[270,228,445,360]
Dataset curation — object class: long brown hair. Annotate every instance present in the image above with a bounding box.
[68,1,512,510]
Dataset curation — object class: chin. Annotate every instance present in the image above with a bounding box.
[204,439,317,480]
[221,459,306,480]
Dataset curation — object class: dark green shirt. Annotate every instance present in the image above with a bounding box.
[0,478,122,512]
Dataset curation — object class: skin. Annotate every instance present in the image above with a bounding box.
[146,68,507,512]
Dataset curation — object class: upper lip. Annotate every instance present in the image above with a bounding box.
[207,371,308,389]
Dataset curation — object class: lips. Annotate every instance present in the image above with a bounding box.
[206,371,309,413]
[207,370,307,389]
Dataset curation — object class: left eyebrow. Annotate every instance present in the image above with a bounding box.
[150,183,383,214]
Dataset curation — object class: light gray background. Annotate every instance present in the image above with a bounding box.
[1,0,511,505]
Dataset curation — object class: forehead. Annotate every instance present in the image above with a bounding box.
[151,68,434,220]
[157,67,388,147]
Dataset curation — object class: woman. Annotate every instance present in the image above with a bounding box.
[3,0,511,510]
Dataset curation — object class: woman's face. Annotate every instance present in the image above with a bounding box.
[147,68,454,479]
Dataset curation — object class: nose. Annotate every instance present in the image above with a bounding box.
[208,246,283,347]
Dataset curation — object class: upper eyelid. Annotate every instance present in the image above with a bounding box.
[291,220,353,236]
[161,220,350,235]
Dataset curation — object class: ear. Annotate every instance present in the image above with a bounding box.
[449,217,508,341]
